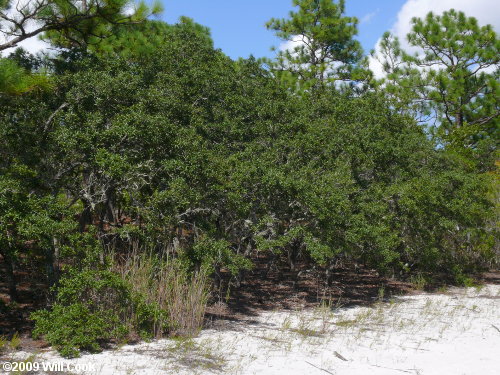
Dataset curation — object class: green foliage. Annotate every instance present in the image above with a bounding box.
[23,19,492,279]
[451,268,478,287]
[0,143,79,297]
[31,251,211,356]
[7,48,43,71]
[408,10,498,156]
[189,237,253,276]
[93,17,213,60]
[373,10,499,166]
[0,332,21,353]
[0,58,50,94]
[54,269,131,307]
[32,303,126,358]
[266,0,368,92]
[32,269,133,357]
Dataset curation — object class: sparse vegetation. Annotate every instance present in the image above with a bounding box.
[409,274,428,291]
[0,335,7,353]
[7,332,20,351]
[0,332,21,354]
[166,337,228,372]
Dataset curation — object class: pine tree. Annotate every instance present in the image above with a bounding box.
[0,1,163,95]
[266,0,366,92]
[0,0,163,52]
[374,10,499,162]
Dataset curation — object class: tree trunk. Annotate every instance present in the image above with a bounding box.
[1,249,18,302]
[79,199,92,232]
[287,239,301,272]
[45,237,60,287]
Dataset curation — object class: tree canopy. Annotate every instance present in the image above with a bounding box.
[373,9,499,165]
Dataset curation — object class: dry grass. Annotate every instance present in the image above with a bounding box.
[112,252,209,338]
[166,265,209,337]
[165,337,227,373]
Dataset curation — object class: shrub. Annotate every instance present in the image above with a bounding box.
[32,303,126,358]
[31,269,135,357]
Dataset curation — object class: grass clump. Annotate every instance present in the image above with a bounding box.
[167,337,227,372]
[114,252,209,338]
[0,332,22,353]
[0,335,7,353]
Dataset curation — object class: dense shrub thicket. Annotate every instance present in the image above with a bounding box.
[0,5,497,357]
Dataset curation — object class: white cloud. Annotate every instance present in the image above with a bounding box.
[278,35,307,53]
[123,2,137,17]
[368,53,385,80]
[3,35,52,56]
[360,9,379,25]
[393,0,499,49]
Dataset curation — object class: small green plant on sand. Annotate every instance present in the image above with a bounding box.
[410,274,428,290]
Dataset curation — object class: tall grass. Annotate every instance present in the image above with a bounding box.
[166,265,209,337]
[112,251,209,338]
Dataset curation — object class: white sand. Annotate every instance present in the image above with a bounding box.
[3,284,499,375]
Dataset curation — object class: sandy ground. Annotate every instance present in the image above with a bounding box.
[2,284,499,375]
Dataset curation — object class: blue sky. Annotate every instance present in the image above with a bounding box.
[159,0,408,59]
[5,0,498,59]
